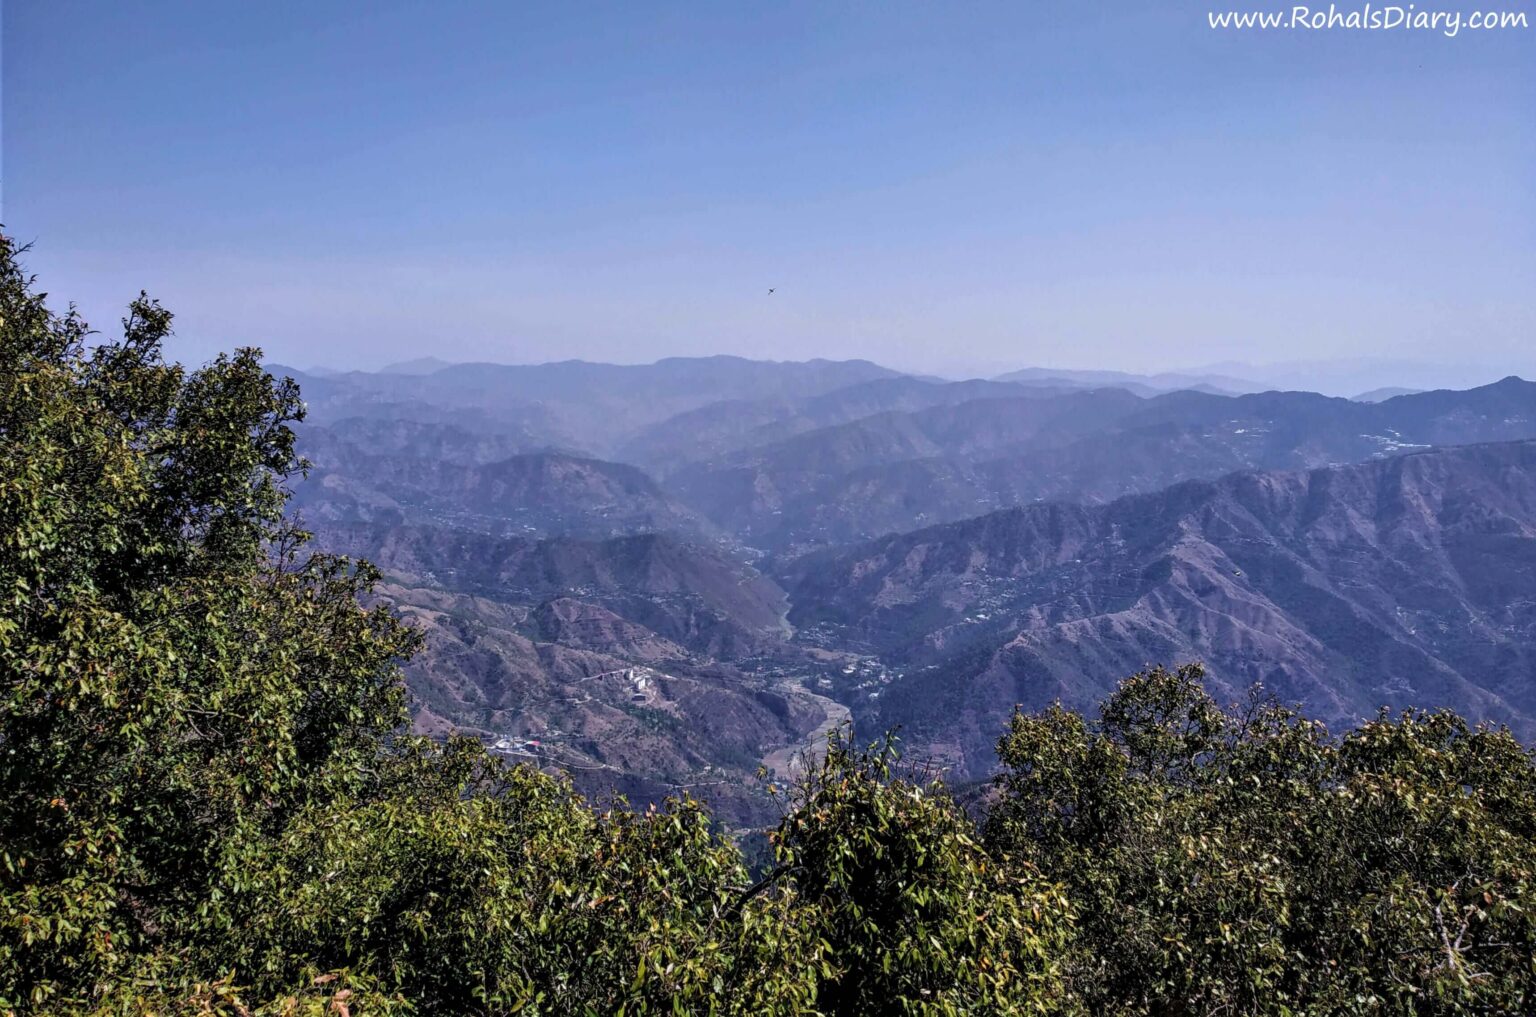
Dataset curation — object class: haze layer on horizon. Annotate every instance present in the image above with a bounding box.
[4,1,1532,383]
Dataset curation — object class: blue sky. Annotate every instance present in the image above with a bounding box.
[4,1,1532,380]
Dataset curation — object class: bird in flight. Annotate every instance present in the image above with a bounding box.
[768,287,775,294]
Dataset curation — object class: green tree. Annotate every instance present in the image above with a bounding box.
[0,232,419,1009]
[769,730,1074,1015]
[987,664,1536,1015]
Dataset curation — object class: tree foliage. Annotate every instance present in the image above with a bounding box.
[767,732,1071,1015]
[0,231,418,1009]
[987,663,1536,1015]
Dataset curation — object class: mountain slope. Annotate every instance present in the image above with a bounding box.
[294,433,716,541]
[386,584,822,825]
[316,524,789,657]
[315,523,823,822]
[676,377,1536,551]
[669,389,1145,544]
[786,441,1536,778]
[616,377,1053,472]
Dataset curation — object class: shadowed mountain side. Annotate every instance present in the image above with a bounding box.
[314,524,790,658]
[293,432,718,542]
[786,441,1536,779]
[667,390,1145,539]
[297,418,565,465]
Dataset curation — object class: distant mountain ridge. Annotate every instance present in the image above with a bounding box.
[271,355,905,458]
[991,365,1261,396]
[294,425,717,541]
[671,376,1536,551]
[667,389,1146,546]
[1352,386,1423,402]
[379,356,453,375]
[616,376,1053,472]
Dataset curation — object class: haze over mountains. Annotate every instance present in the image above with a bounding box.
[275,354,1536,811]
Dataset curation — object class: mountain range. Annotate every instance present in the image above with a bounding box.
[668,376,1536,550]
[276,354,1536,811]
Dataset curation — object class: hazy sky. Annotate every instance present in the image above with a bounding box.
[4,1,1533,380]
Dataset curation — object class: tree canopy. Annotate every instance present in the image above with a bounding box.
[987,664,1536,1014]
